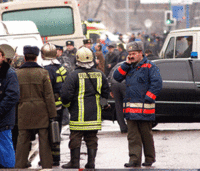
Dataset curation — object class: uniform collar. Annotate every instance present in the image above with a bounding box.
[19,62,42,69]
[42,59,61,66]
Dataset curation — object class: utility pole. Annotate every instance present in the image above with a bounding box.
[186,4,190,28]
[168,0,172,31]
[126,0,129,33]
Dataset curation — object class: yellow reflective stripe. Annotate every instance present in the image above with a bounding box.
[55,101,62,106]
[70,126,101,130]
[56,75,66,83]
[123,102,155,109]
[70,121,102,125]
[56,66,67,83]
[56,66,67,75]
[56,76,62,83]
[78,75,85,122]
[78,72,102,79]
[52,151,60,155]
[63,102,71,108]
[96,75,102,121]
[70,121,102,130]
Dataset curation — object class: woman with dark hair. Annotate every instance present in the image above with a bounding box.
[95,43,105,73]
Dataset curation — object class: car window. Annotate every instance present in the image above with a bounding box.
[176,36,193,58]
[157,61,190,81]
[164,37,174,59]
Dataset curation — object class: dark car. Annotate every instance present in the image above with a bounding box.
[103,59,200,126]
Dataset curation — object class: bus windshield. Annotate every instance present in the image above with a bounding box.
[2,7,74,37]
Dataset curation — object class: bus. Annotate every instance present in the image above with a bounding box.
[0,0,84,49]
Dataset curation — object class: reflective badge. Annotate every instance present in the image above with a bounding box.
[129,46,133,51]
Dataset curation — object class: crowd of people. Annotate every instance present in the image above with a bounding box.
[0,32,163,169]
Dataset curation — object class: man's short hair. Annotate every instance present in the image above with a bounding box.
[25,54,37,61]
[118,43,125,50]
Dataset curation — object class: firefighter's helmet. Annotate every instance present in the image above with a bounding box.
[41,43,57,59]
[11,55,25,69]
[0,44,15,59]
[76,47,93,63]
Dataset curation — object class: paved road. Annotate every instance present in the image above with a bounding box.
[29,121,200,169]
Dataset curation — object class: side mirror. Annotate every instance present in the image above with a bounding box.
[82,24,87,35]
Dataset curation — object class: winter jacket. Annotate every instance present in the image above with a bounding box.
[113,56,162,121]
[61,67,109,130]
[0,62,20,132]
[16,62,57,129]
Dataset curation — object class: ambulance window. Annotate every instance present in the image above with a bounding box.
[176,36,193,58]
[164,37,174,59]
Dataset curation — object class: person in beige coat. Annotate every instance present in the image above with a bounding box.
[15,46,57,169]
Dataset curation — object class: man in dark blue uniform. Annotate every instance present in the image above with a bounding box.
[60,41,77,70]
[114,41,162,168]
[117,43,128,62]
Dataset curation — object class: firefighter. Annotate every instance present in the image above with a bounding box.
[61,47,109,169]
[41,43,68,166]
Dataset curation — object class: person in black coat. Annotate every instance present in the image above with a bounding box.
[104,44,119,77]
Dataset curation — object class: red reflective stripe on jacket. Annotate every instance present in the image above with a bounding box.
[143,109,155,114]
[141,63,152,68]
[146,91,156,100]
[118,66,127,76]
[123,108,155,114]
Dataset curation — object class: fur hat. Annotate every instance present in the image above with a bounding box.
[23,45,39,56]
[126,41,144,52]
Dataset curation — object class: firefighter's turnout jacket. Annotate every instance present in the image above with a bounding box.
[61,67,109,130]
[43,59,68,110]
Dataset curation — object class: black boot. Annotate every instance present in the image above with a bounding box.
[62,148,80,169]
[85,149,97,169]
[124,162,141,167]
